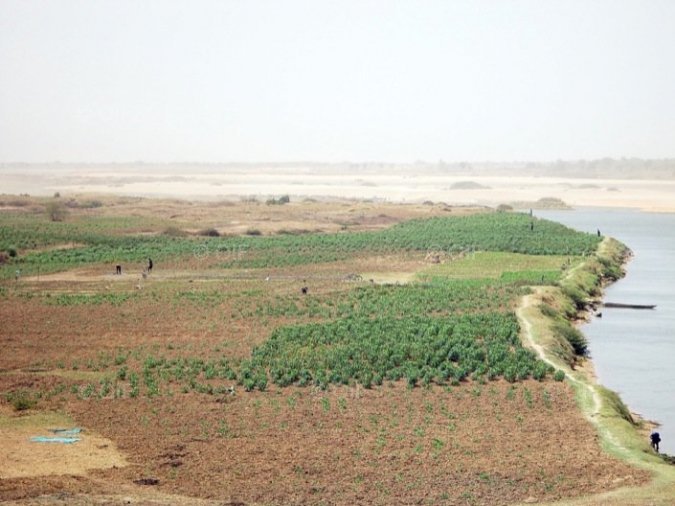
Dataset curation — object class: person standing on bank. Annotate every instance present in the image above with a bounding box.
[650,431,661,452]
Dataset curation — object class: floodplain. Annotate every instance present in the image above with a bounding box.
[0,195,671,505]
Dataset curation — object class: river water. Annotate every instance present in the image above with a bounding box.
[536,208,675,455]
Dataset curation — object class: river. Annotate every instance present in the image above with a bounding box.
[537,208,675,455]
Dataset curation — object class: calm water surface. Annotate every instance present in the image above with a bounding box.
[537,208,675,455]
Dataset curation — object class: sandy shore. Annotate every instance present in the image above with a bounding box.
[1,166,674,212]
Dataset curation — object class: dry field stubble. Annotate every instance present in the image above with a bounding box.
[1,379,647,505]
[33,195,474,236]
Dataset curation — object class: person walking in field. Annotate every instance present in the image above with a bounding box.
[650,431,661,452]
[148,258,153,273]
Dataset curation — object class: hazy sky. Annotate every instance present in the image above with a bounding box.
[1,0,674,163]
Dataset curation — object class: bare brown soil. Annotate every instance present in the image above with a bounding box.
[1,382,647,505]
[95,198,462,236]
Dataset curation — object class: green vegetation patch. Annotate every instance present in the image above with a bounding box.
[45,292,138,306]
[379,213,599,255]
[500,270,560,285]
[4,389,38,411]
[0,214,168,251]
[221,213,600,269]
[240,312,553,390]
[252,279,526,320]
[2,211,601,277]
[420,251,576,280]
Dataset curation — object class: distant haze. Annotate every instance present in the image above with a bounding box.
[1,0,674,163]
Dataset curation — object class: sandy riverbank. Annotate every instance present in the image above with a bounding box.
[1,165,674,212]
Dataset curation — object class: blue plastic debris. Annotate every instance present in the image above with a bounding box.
[31,436,81,444]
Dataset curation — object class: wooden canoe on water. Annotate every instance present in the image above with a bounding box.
[603,302,657,309]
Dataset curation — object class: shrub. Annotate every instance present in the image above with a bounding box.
[552,320,588,356]
[5,390,37,411]
[266,195,290,205]
[598,256,623,281]
[198,228,220,237]
[553,370,565,382]
[533,362,550,381]
[45,200,68,222]
[562,285,587,310]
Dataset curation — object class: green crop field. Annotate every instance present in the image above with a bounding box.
[419,251,576,281]
[1,210,600,278]
[240,312,551,391]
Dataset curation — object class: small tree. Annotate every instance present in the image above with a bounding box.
[45,200,68,222]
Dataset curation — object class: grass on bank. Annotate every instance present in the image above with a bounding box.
[516,237,675,506]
